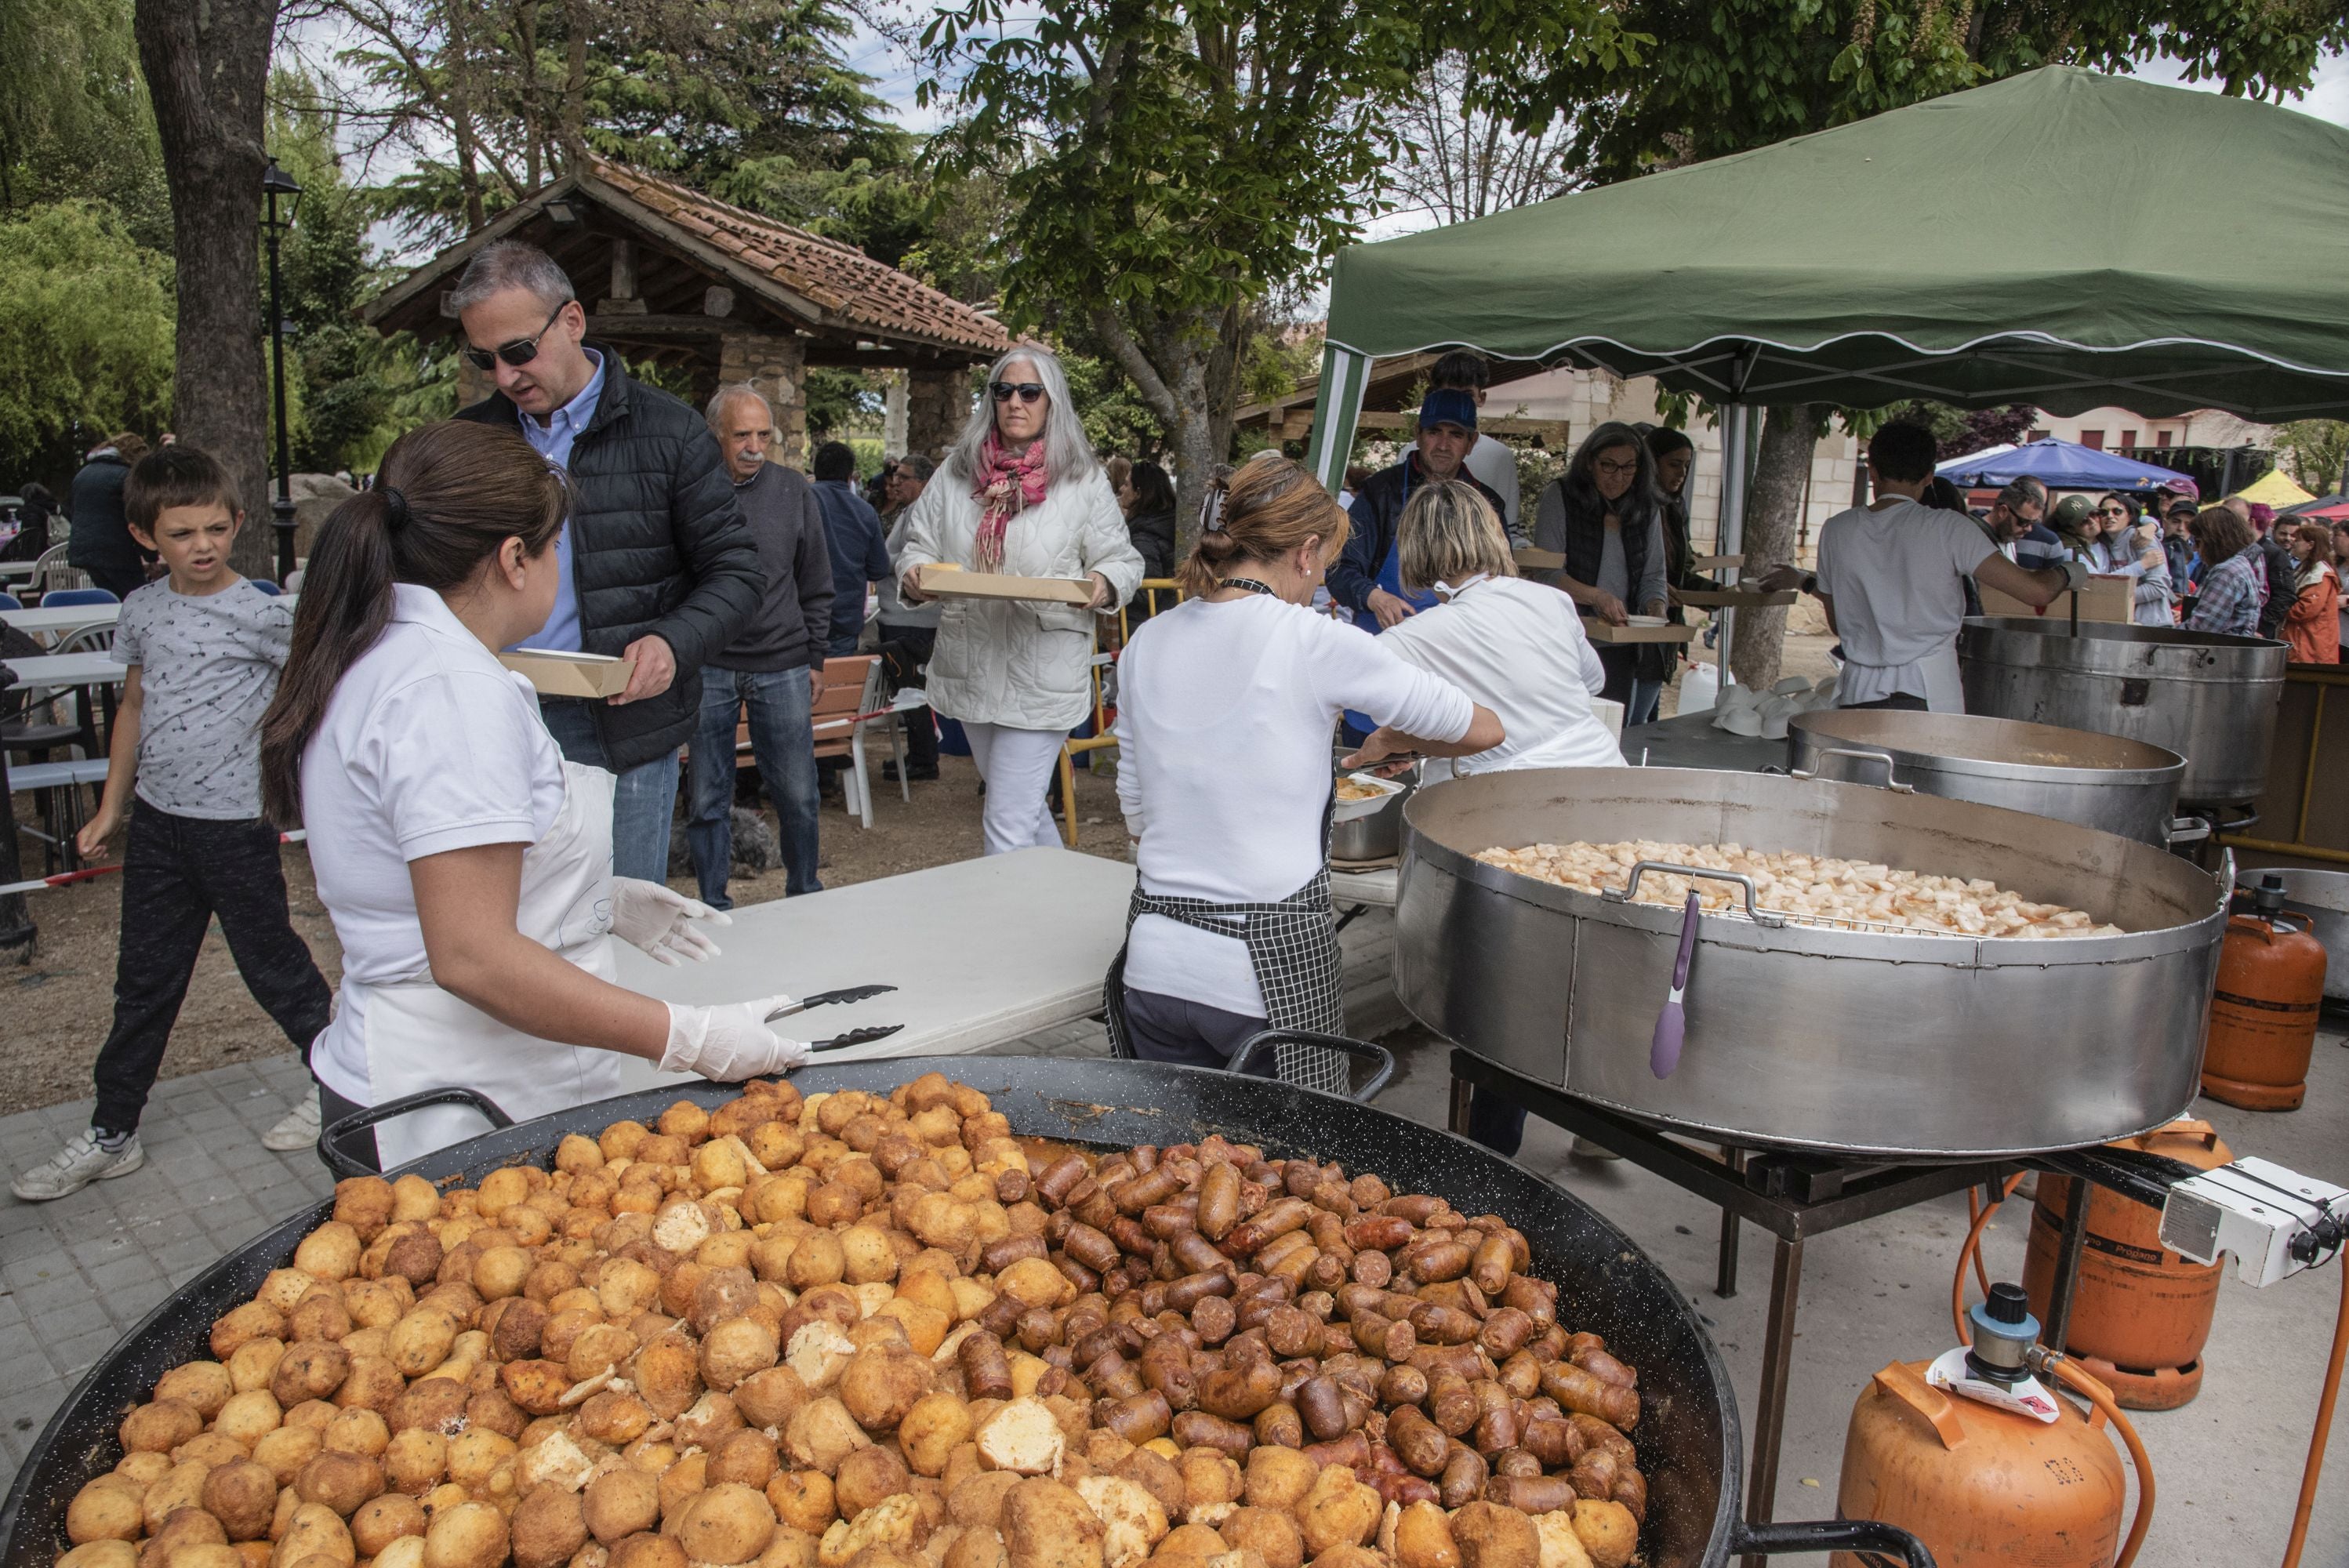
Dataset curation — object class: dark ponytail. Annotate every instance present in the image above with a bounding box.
[260,420,569,826]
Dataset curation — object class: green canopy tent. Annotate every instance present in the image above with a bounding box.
[1306,66,2349,667]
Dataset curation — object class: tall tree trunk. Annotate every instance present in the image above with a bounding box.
[135,0,278,581]
[1091,303,1241,564]
[560,0,589,166]
[1728,402,1818,690]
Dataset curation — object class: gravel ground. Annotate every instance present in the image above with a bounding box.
[2,751,1133,1119]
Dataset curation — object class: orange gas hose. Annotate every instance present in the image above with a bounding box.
[1965,1187,1994,1299]
[1951,1173,2027,1345]
[2047,1356,2154,1568]
[2280,1258,2349,1568]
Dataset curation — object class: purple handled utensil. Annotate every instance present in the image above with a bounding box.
[1652,889,1701,1078]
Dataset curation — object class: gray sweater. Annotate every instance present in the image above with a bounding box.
[711,463,834,673]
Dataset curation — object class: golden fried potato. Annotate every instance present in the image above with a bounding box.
[226,1339,287,1396]
[834,1447,914,1519]
[1295,1470,1380,1559]
[474,1246,533,1301]
[60,1543,137,1568]
[840,1348,931,1434]
[899,1394,974,1479]
[1526,1514,1587,1568]
[734,1365,811,1432]
[703,1317,782,1393]
[155,1362,234,1418]
[1219,1512,1299,1568]
[295,1450,384,1518]
[296,1224,363,1283]
[286,1290,353,1346]
[385,1309,458,1379]
[1392,1505,1460,1568]
[252,1426,324,1488]
[383,1429,448,1496]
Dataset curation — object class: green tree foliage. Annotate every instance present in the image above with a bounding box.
[2275,420,2348,496]
[0,202,176,482]
[1505,0,2348,180]
[0,0,168,240]
[919,0,1624,530]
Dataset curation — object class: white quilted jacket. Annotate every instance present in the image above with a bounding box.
[895,466,1145,730]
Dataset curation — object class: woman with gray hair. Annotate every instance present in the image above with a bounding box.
[896,346,1143,852]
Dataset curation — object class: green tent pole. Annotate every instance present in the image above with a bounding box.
[1305,344,1371,495]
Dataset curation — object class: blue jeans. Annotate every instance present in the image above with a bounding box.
[1628,677,1665,727]
[538,699,681,884]
[688,666,822,906]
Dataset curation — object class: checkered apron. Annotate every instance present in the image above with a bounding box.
[1103,865,1351,1094]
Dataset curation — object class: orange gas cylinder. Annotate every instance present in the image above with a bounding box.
[2020,1120,2232,1410]
[1833,1357,2126,1568]
[2202,875,2327,1111]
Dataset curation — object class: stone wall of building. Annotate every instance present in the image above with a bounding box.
[906,366,972,464]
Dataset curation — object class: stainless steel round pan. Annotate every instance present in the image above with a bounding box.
[0,1054,1930,1568]
[1397,767,2229,1160]
[1786,708,2187,847]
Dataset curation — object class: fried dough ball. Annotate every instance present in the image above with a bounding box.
[383,1430,448,1497]
[703,1317,782,1392]
[833,1448,913,1519]
[59,1543,137,1568]
[210,1305,285,1363]
[296,1450,385,1517]
[423,1501,508,1568]
[576,1390,657,1447]
[156,1363,234,1419]
[1296,1469,1380,1559]
[252,1427,323,1488]
[584,1470,663,1545]
[676,1483,778,1566]
[709,1431,782,1490]
[1527,1514,1588,1568]
[608,1534,686,1568]
[766,1472,838,1537]
[286,1291,353,1345]
[389,1175,441,1225]
[122,1399,204,1454]
[350,1496,429,1558]
[1567,1504,1633,1568]
[296,1224,363,1283]
[1000,1478,1102,1568]
[735,1367,812,1432]
[899,1395,974,1478]
[386,1310,458,1379]
[67,1479,145,1544]
[1447,1505,1538,1568]
[278,1501,358,1568]
[840,1348,931,1433]
[202,1460,281,1541]
[511,1484,592,1568]
[226,1339,287,1396]
[786,1398,873,1475]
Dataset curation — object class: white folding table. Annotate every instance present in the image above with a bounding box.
[606,845,1138,1092]
[1,652,130,687]
[2,604,122,637]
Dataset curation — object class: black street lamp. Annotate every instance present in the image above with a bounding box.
[261,157,303,585]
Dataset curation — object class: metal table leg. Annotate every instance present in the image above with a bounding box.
[1718,1146,1745,1298]
[1448,1073,1473,1139]
[2040,1174,2092,1352]
[1741,1236,1806,1568]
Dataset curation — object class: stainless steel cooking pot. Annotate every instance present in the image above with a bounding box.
[1396,766,2229,1159]
[1786,709,2189,847]
[2252,868,2349,1007]
[1957,618,2287,807]
[1331,748,1416,862]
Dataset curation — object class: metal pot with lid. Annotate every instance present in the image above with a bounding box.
[1785,708,2195,848]
[1956,617,2286,807]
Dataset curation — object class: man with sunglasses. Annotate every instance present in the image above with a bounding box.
[452,241,761,883]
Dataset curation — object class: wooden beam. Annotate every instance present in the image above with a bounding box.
[611,238,637,300]
[584,314,728,340]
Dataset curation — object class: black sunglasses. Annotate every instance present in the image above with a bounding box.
[462,305,568,372]
[991,381,1046,405]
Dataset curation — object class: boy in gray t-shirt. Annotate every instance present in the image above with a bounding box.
[11,448,333,1201]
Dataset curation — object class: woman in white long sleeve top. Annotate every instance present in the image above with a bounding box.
[258,421,801,1170]
[895,346,1144,855]
[1379,481,1623,779]
[1109,455,1503,1086]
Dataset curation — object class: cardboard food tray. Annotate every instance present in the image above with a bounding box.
[499,648,635,699]
[1676,588,1800,608]
[917,564,1095,607]
[1512,547,1567,570]
[1581,618,1698,644]
[1977,574,2135,624]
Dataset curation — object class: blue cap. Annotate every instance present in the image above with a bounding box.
[1419,387,1478,433]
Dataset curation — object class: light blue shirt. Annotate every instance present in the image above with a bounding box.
[512,350,604,652]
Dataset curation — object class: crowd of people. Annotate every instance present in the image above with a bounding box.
[10,241,2346,1189]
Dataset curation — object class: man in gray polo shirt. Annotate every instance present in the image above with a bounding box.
[685,386,834,905]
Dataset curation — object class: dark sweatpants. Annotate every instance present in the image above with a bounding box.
[92,805,332,1134]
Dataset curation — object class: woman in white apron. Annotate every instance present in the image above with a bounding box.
[259,421,803,1170]
[1378,481,1624,786]
[1371,481,1621,1156]
[1104,455,1501,1090]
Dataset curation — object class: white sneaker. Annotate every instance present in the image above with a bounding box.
[262,1087,322,1152]
[12,1132,143,1201]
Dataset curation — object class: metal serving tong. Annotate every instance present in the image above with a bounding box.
[767,985,904,1052]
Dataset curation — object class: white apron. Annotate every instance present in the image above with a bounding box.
[1838,642,1963,713]
[342,761,630,1168]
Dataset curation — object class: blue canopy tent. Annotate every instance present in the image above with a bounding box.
[1937,438,2192,490]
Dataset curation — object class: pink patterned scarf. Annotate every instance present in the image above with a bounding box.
[971,430,1049,574]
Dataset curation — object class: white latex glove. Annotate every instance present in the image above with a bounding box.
[2058,557,2092,593]
[661,997,811,1081]
[612,877,731,966]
